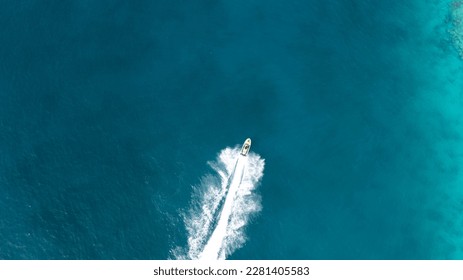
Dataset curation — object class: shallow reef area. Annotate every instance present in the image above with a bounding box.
[450,1,463,58]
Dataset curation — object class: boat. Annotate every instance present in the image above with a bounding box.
[240,138,251,156]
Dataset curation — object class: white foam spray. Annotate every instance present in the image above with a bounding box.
[173,147,265,260]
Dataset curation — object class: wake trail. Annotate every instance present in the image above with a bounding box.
[198,155,246,260]
[172,147,265,260]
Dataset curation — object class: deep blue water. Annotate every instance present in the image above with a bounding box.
[1,0,463,259]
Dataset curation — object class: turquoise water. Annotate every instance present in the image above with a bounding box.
[0,0,462,259]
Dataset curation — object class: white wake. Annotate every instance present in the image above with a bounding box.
[173,147,265,260]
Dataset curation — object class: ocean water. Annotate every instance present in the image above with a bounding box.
[0,0,462,259]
